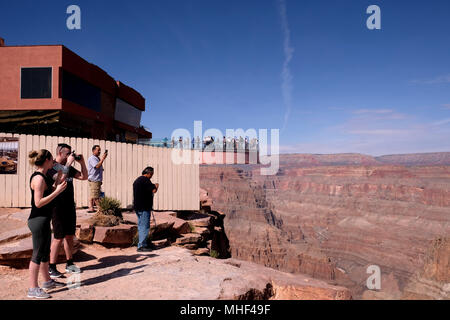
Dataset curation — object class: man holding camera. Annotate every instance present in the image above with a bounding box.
[47,143,88,278]
[133,167,159,252]
[87,145,107,213]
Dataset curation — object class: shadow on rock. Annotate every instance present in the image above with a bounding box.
[73,250,97,263]
[49,264,148,294]
[81,254,157,272]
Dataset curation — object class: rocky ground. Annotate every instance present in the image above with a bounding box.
[0,208,351,300]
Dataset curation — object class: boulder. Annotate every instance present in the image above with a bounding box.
[153,212,191,235]
[190,216,213,228]
[192,226,211,237]
[75,224,94,243]
[192,248,210,256]
[182,243,199,250]
[93,224,138,245]
[152,239,170,249]
[150,221,175,237]
[175,233,202,245]
[0,236,80,267]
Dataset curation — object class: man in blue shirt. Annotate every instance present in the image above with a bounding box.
[87,145,107,213]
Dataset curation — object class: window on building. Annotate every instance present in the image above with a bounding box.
[21,67,52,99]
[114,98,142,127]
[61,69,101,112]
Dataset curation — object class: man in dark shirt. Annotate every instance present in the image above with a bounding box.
[47,143,88,278]
[133,166,159,252]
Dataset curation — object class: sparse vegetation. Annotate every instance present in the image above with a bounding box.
[210,249,219,258]
[89,196,123,227]
[97,196,122,219]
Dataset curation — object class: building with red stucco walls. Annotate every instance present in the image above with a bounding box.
[0,38,151,142]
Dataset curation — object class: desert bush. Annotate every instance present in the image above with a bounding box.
[97,196,122,219]
[210,249,219,258]
[89,197,122,227]
[90,212,122,227]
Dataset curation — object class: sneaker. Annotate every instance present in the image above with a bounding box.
[27,287,51,299]
[65,264,81,274]
[49,267,63,279]
[42,279,65,290]
[137,246,152,252]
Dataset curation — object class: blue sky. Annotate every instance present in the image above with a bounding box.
[1,0,450,155]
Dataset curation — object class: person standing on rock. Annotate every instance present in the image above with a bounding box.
[47,143,88,278]
[87,145,107,213]
[133,166,159,252]
[27,149,67,299]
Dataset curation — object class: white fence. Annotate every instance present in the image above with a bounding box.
[0,132,199,210]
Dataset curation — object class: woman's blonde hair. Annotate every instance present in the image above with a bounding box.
[28,149,52,166]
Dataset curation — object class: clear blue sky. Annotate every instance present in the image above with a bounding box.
[1,0,449,155]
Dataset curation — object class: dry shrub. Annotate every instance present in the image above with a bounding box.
[90,212,122,227]
[97,197,122,219]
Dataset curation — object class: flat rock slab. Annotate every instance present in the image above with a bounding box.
[0,227,31,245]
[175,233,202,245]
[75,209,96,225]
[122,212,190,236]
[176,212,214,228]
[191,226,211,237]
[153,212,190,235]
[152,239,170,249]
[0,236,80,265]
[93,224,138,245]
[122,213,138,225]
[192,248,210,256]
[8,209,31,223]
[189,216,213,228]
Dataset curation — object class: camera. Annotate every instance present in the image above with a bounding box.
[71,151,82,161]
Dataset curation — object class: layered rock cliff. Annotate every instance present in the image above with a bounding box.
[200,153,450,299]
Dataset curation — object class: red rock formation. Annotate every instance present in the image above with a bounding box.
[200,153,450,299]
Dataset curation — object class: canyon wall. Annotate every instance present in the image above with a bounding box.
[200,154,450,299]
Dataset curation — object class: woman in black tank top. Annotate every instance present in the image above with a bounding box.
[27,149,67,299]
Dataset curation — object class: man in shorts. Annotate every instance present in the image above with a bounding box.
[87,145,107,212]
[47,143,88,278]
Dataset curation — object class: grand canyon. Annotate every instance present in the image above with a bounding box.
[200,152,450,299]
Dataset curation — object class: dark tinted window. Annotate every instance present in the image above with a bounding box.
[62,69,101,112]
[21,68,52,99]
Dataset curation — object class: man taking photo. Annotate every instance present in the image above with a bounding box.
[87,145,107,213]
[47,143,88,278]
[133,167,159,252]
